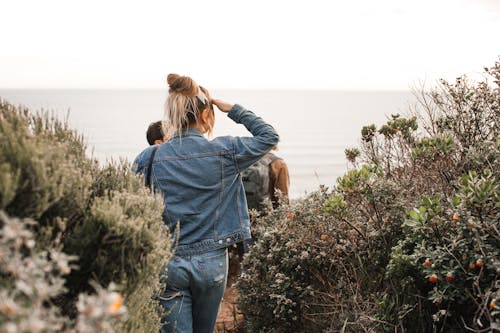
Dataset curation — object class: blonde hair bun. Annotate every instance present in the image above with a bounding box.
[167,73,198,96]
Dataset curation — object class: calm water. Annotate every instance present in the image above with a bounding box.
[0,89,415,198]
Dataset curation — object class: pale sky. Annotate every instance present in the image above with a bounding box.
[0,0,499,90]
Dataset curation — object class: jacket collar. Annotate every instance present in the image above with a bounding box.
[171,128,204,140]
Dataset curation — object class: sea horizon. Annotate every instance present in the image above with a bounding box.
[0,88,417,199]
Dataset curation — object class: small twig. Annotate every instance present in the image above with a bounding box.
[460,316,491,332]
[341,218,368,241]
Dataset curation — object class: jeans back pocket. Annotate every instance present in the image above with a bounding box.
[195,249,228,288]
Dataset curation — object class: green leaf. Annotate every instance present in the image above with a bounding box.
[409,210,419,220]
[403,219,419,228]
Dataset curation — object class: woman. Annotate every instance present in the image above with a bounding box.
[133,74,279,333]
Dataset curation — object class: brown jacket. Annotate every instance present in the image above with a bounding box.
[268,154,290,207]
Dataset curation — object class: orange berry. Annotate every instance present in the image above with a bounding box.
[475,259,484,267]
[428,274,438,283]
[445,272,454,282]
[490,300,496,309]
[423,259,432,267]
[107,293,123,315]
[320,234,328,241]
[287,214,295,220]
[469,262,476,270]
[452,214,459,221]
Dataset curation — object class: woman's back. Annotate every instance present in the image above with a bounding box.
[134,104,279,256]
[133,74,278,333]
[152,128,245,249]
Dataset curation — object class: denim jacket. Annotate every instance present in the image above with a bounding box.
[133,104,279,256]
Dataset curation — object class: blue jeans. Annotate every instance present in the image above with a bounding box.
[159,248,228,333]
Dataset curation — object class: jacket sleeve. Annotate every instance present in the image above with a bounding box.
[132,148,149,175]
[132,156,144,175]
[228,104,280,171]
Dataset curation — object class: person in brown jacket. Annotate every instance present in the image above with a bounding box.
[267,146,290,208]
[241,145,290,213]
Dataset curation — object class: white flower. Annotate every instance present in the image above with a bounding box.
[24,318,46,333]
[2,322,18,333]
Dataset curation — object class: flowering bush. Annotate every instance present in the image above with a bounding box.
[0,212,127,333]
[0,101,172,332]
[238,59,499,332]
[75,282,127,333]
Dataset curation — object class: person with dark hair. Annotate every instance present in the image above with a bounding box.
[133,74,279,333]
[146,120,167,145]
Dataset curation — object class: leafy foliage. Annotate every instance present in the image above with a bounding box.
[0,101,172,332]
[238,58,499,332]
[0,212,127,332]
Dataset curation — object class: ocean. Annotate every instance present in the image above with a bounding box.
[0,89,415,199]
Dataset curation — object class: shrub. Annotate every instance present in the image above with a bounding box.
[239,189,370,332]
[380,58,500,332]
[0,211,127,333]
[239,169,409,332]
[0,101,172,332]
[385,169,499,331]
[0,105,94,236]
[238,58,499,332]
[66,190,171,333]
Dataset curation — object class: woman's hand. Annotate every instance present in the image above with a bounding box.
[211,99,233,113]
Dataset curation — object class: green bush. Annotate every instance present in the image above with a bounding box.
[239,190,346,332]
[239,171,408,332]
[0,211,128,333]
[384,169,499,330]
[238,59,499,332]
[0,101,172,332]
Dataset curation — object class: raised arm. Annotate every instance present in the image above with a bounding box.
[212,100,280,170]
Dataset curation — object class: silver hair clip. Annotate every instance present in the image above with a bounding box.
[196,90,207,105]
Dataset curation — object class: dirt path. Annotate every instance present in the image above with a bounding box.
[214,285,243,332]
[215,248,245,333]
